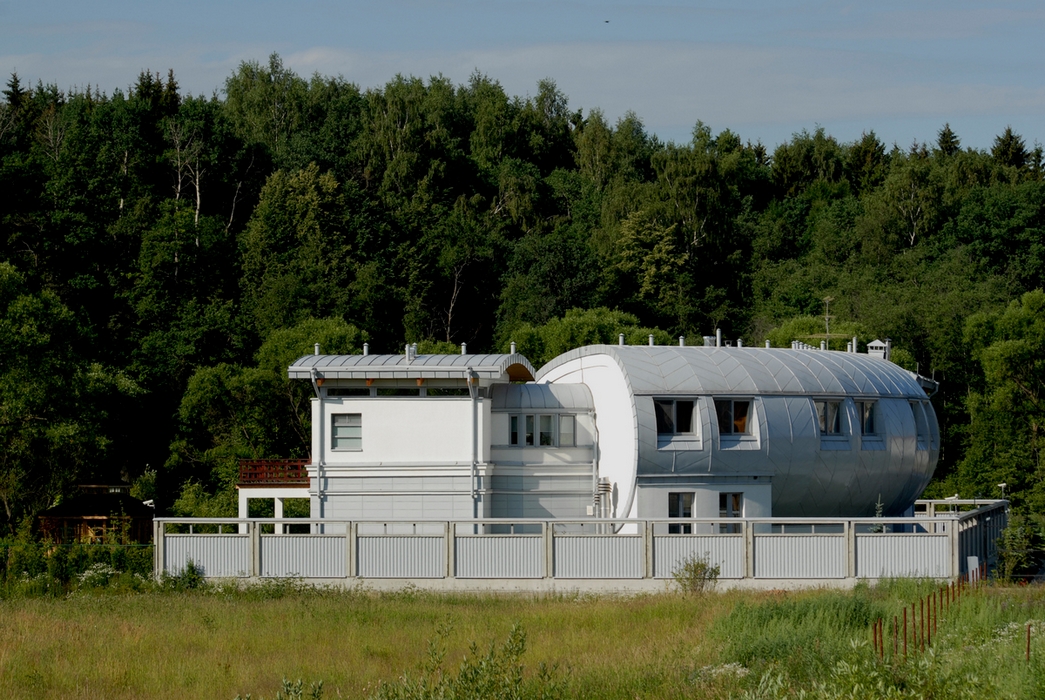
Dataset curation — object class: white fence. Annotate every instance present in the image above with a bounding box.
[154,500,1008,587]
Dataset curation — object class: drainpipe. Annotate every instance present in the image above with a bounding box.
[591,410,600,508]
[310,366,325,529]
[467,368,479,517]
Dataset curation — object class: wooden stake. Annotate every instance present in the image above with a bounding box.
[1028,624,1032,662]
[903,608,908,658]
[894,615,899,657]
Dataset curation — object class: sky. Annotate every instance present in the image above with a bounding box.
[3,1,1044,151]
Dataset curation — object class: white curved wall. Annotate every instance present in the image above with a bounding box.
[537,355,640,518]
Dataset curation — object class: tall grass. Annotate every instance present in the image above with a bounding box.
[1,578,1043,699]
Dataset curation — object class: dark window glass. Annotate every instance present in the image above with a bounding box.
[654,400,675,434]
[327,388,369,397]
[676,401,694,433]
[525,415,535,446]
[716,399,751,435]
[377,388,419,397]
[815,400,842,435]
[539,415,554,446]
[510,415,519,445]
[859,402,876,435]
[715,399,733,434]
[732,401,750,434]
[426,387,470,397]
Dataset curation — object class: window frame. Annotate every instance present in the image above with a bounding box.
[331,413,362,451]
[857,401,877,436]
[508,413,578,447]
[714,398,753,436]
[814,399,844,436]
[668,491,694,534]
[719,492,743,533]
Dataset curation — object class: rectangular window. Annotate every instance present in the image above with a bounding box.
[858,401,876,435]
[525,415,535,446]
[510,415,520,445]
[655,400,695,435]
[668,492,694,534]
[426,387,470,397]
[910,401,929,448]
[815,400,843,435]
[331,413,361,450]
[719,492,743,533]
[377,388,419,397]
[559,415,575,447]
[326,388,369,397]
[715,399,751,435]
[539,415,554,446]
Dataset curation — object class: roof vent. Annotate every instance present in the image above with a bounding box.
[765,340,771,348]
[314,343,320,356]
[867,339,888,360]
[716,329,722,347]
[461,342,467,355]
[648,334,654,347]
[510,341,516,354]
[619,333,625,346]
[363,343,369,356]
[679,336,685,347]
[405,343,413,363]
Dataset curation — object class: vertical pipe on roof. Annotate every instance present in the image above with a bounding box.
[766,340,771,348]
[362,343,369,356]
[461,342,467,355]
[648,334,654,346]
[314,343,320,356]
[679,336,685,347]
[853,336,858,353]
[619,333,625,346]
[821,341,827,351]
[405,343,412,363]
[716,329,722,347]
[738,338,743,348]
[510,341,516,354]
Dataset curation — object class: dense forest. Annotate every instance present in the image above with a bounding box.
[3,53,1045,529]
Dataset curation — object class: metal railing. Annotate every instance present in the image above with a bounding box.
[153,500,1008,586]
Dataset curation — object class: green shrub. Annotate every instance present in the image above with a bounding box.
[671,552,720,595]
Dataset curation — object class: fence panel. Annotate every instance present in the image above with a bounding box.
[554,536,643,578]
[754,535,846,578]
[165,535,250,577]
[357,536,444,578]
[653,535,745,579]
[455,536,542,578]
[855,534,949,578]
[260,535,345,578]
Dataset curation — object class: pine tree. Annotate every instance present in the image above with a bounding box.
[936,123,960,156]
[991,126,1027,169]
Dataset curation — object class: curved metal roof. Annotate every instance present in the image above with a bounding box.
[535,345,928,398]
[490,383,594,411]
[289,353,535,381]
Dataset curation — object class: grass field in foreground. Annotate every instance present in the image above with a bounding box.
[1,581,1044,699]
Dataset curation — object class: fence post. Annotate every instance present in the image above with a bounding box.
[543,521,554,579]
[446,522,455,579]
[950,516,961,580]
[845,520,856,578]
[347,521,357,577]
[251,520,261,578]
[153,519,164,581]
[644,521,653,578]
[744,520,755,578]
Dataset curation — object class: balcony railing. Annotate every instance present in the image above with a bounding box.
[237,459,309,487]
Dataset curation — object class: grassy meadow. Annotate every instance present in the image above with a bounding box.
[1,579,1044,699]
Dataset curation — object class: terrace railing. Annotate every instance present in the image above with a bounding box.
[154,500,1008,588]
[237,459,309,487]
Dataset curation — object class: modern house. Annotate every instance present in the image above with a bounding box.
[238,339,940,528]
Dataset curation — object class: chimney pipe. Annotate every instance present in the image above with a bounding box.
[737,338,743,348]
[852,336,858,353]
[716,329,722,347]
[363,343,369,356]
[510,341,516,354]
[679,336,685,347]
[461,342,467,355]
[314,343,320,356]
[619,333,625,346]
[885,338,891,362]
[820,340,827,351]
[648,334,654,347]
[765,340,771,348]
[405,343,412,363]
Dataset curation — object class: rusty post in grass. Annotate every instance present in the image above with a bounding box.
[927,595,932,648]
[933,590,938,636]
[903,608,908,658]
[873,615,878,652]
[921,598,925,652]
[894,615,898,657]
[1028,624,1032,662]
[880,619,884,660]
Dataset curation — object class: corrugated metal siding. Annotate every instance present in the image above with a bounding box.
[455,536,542,578]
[553,536,644,578]
[260,536,345,578]
[357,536,444,578]
[754,535,846,578]
[165,535,250,577]
[653,536,745,579]
[855,535,949,578]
